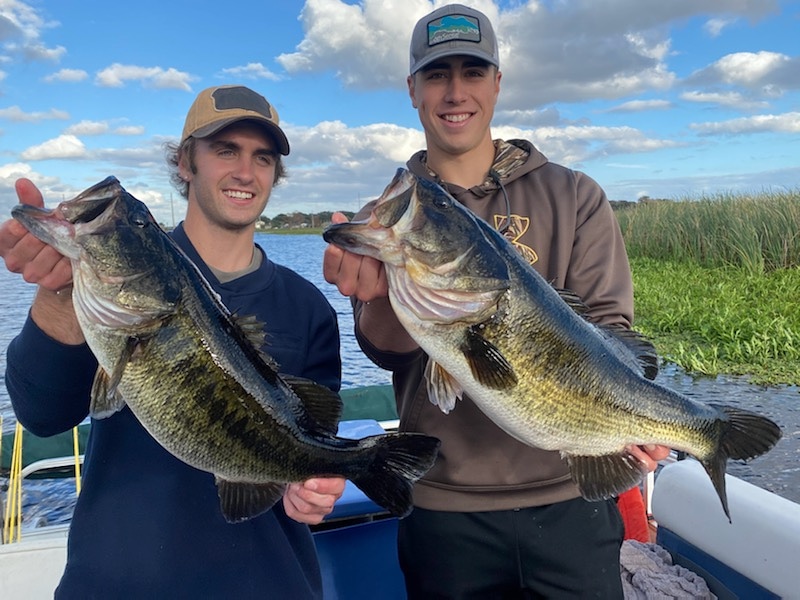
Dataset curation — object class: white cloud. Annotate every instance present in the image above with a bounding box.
[0,105,69,122]
[686,51,800,95]
[704,17,734,37]
[606,99,673,113]
[95,63,196,91]
[690,112,800,135]
[0,1,64,62]
[220,63,281,81]
[64,120,109,136]
[21,134,87,160]
[681,90,768,110]
[114,125,145,136]
[43,68,88,83]
[714,51,790,85]
[276,0,428,89]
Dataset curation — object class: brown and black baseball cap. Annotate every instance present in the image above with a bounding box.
[181,85,290,155]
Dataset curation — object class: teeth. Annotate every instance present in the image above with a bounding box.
[224,190,253,200]
[443,114,470,123]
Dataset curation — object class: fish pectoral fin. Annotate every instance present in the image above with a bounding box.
[565,452,647,501]
[424,360,463,413]
[215,478,286,523]
[281,375,344,434]
[460,327,518,390]
[89,336,140,419]
[89,367,128,418]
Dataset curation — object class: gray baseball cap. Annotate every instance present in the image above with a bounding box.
[409,4,499,75]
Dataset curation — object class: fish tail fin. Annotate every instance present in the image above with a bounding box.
[351,433,440,518]
[700,404,782,522]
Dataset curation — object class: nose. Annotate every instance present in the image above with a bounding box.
[231,156,255,182]
[444,73,468,104]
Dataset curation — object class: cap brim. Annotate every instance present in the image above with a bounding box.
[190,117,290,155]
[411,49,499,74]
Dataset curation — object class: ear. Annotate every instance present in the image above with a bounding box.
[407,74,418,109]
[177,153,192,182]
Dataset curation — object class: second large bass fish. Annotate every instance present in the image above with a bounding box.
[323,168,781,521]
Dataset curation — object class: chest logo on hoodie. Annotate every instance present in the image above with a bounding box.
[493,214,538,266]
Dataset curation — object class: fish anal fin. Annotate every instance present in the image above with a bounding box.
[281,375,343,434]
[566,452,647,501]
[215,478,286,523]
[424,360,462,414]
[460,327,517,390]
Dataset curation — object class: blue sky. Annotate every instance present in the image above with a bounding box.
[1,0,798,225]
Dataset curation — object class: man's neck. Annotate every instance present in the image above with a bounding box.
[425,138,497,189]
[182,214,256,273]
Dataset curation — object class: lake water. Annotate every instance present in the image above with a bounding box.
[2,234,798,508]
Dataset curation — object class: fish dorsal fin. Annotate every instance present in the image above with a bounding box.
[424,359,463,414]
[460,326,518,390]
[281,375,343,434]
[555,285,660,380]
[565,451,647,501]
[215,478,286,523]
[89,336,140,418]
[232,313,272,351]
[554,286,590,315]
[598,324,659,380]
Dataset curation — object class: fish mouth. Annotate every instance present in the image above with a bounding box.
[11,176,124,258]
[61,176,123,224]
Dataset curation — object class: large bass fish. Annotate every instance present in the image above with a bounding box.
[323,168,781,520]
[12,176,439,522]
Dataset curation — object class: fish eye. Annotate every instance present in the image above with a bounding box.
[433,195,452,209]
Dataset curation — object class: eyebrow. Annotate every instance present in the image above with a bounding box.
[208,139,277,157]
[422,58,492,72]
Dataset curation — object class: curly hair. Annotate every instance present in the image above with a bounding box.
[165,134,287,199]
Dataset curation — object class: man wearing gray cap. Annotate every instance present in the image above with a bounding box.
[2,85,344,598]
[325,4,669,597]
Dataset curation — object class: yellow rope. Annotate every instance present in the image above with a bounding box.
[72,426,82,495]
[1,423,83,543]
[3,422,24,543]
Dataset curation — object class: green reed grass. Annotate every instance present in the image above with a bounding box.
[616,189,800,274]
[630,257,800,385]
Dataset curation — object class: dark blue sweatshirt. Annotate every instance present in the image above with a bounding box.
[5,224,341,599]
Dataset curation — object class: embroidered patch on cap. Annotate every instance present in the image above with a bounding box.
[211,86,273,118]
[427,14,481,47]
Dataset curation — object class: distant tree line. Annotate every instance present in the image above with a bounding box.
[257,211,357,230]
[255,198,674,230]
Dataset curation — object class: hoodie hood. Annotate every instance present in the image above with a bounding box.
[406,139,548,197]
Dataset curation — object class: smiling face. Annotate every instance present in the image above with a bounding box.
[408,55,501,169]
[180,122,278,232]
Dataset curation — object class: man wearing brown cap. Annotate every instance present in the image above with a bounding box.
[325,4,669,597]
[1,85,344,598]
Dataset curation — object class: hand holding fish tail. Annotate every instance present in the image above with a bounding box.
[283,477,347,525]
[627,444,671,472]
